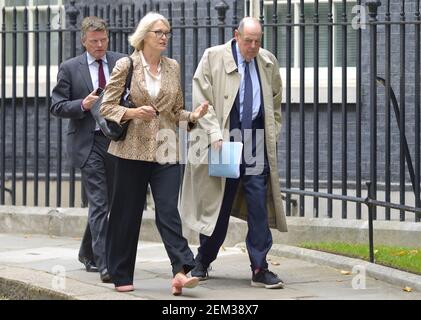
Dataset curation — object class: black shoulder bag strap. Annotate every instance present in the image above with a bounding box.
[120,56,134,105]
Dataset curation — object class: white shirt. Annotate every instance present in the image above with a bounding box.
[140,51,162,99]
[86,52,110,90]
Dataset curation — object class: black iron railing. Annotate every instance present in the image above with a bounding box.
[0,1,420,244]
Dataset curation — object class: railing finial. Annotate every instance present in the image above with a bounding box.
[66,0,79,29]
[215,0,229,25]
[367,0,381,19]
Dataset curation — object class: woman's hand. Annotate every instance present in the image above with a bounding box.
[123,106,157,121]
[189,101,209,122]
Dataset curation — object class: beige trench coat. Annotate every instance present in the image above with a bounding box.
[179,39,287,236]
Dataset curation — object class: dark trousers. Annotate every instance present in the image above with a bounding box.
[78,132,115,272]
[106,159,195,286]
[197,114,272,272]
[196,170,272,271]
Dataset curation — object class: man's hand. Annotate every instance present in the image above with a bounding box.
[81,89,100,111]
[190,101,209,122]
[211,139,223,150]
[123,106,157,121]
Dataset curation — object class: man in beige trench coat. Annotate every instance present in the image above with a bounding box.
[180,17,287,289]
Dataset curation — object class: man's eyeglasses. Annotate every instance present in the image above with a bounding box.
[149,30,172,39]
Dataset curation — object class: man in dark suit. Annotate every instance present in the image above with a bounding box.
[51,16,125,282]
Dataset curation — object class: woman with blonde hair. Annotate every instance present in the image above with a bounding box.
[100,12,208,295]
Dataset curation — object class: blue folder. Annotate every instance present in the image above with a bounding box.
[208,142,243,178]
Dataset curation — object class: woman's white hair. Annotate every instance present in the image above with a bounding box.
[129,12,170,51]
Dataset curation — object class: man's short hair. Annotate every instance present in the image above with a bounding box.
[81,16,108,39]
[238,17,262,34]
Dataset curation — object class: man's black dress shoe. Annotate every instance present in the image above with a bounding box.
[100,269,112,283]
[78,256,99,273]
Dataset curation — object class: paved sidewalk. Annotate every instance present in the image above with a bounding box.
[0,233,420,300]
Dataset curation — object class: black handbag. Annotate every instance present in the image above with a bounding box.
[91,57,134,141]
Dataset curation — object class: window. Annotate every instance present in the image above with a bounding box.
[0,0,65,98]
[264,0,357,68]
[261,0,357,103]
[334,2,357,67]
[1,0,65,66]
[264,3,295,67]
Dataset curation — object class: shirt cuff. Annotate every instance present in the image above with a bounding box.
[188,112,197,124]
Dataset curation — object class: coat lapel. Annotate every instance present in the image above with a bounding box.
[152,59,168,105]
[131,52,155,107]
[255,52,274,115]
[106,52,118,75]
[222,40,241,130]
[78,53,94,93]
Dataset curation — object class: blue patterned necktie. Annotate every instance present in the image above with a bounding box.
[241,61,253,131]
